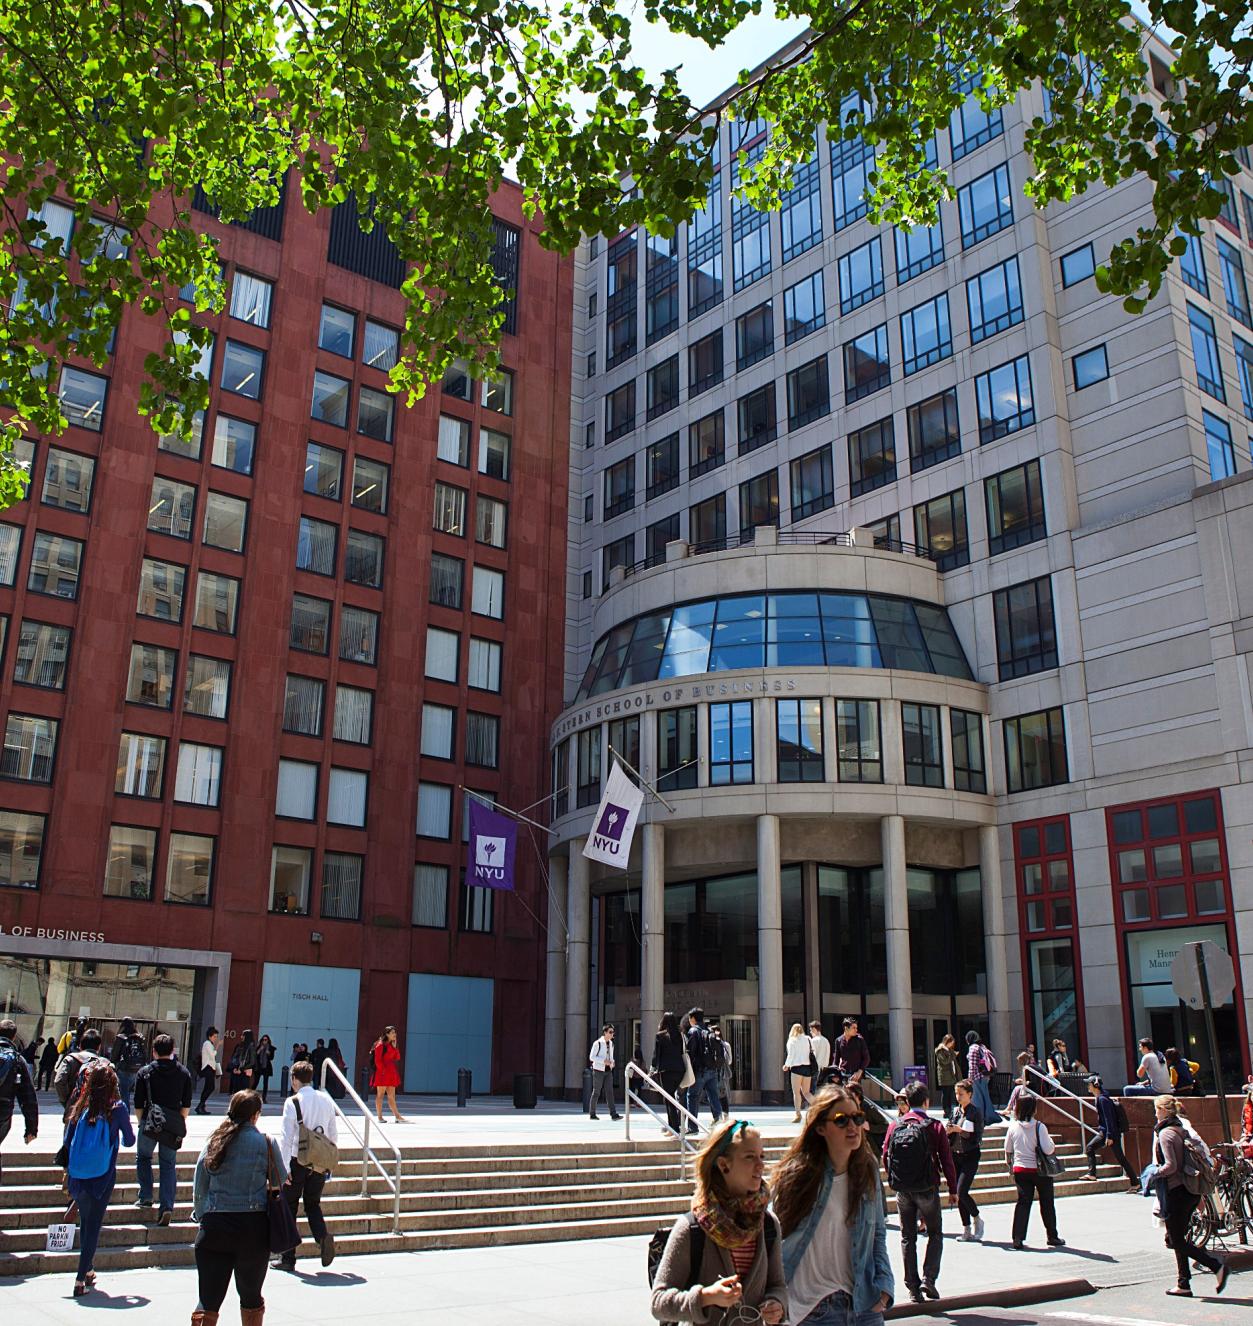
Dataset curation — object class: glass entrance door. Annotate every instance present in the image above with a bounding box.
[721,1015,755,1102]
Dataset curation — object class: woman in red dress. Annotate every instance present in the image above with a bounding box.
[371,1025,406,1123]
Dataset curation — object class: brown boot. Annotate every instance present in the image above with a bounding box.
[240,1299,264,1326]
[191,1312,219,1326]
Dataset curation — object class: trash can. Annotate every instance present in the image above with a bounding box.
[513,1073,537,1110]
[581,1067,593,1114]
[457,1067,472,1107]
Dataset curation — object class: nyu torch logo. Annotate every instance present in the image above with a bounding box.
[474,835,507,883]
[591,802,630,856]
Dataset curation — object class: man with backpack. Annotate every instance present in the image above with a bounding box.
[1085,1075,1139,1188]
[274,1059,339,1270]
[683,1008,723,1131]
[109,1017,147,1113]
[132,1033,193,1225]
[54,1027,105,1120]
[0,1018,38,1189]
[587,1025,621,1121]
[882,1080,958,1305]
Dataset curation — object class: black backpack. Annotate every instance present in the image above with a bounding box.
[114,1035,147,1072]
[885,1116,935,1193]
[647,1211,776,1322]
[687,1026,712,1074]
[1113,1099,1130,1134]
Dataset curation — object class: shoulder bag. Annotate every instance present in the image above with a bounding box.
[265,1139,301,1254]
[1035,1121,1065,1178]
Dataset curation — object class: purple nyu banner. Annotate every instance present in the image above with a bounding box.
[466,799,517,891]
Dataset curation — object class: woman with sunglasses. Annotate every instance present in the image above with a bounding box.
[772,1085,894,1326]
[651,1118,786,1325]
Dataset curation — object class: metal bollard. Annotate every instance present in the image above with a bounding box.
[279,1065,290,1097]
[582,1067,594,1114]
[457,1067,472,1107]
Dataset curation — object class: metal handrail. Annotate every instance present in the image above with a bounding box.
[623,1062,710,1179]
[319,1058,404,1233]
[846,1072,901,1126]
[1023,1064,1098,1145]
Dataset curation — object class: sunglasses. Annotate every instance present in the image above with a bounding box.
[823,1111,867,1129]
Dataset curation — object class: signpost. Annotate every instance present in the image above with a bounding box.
[1171,940,1237,1149]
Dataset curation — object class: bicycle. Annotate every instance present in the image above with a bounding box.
[1187,1142,1253,1250]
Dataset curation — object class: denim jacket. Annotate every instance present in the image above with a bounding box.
[193,1123,286,1219]
[782,1159,895,1315]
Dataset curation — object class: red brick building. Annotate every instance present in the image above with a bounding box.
[0,179,572,1092]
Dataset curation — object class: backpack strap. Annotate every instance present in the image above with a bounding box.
[686,1212,704,1291]
[293,1097,303,1124]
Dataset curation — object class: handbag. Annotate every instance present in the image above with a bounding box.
[46,1201,77,1253]
[1035,1122,1065,1178]
[265,1140,301,1254]
[678,1051,695,1091]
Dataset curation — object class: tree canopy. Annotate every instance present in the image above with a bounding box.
[0,0,1249,501]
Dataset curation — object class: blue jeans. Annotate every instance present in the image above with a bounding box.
[800,1290,884,1326]
[137,1131,178,1211]
[116,1070,137,1112]
[1122,1082,1156,1095]
[76,1187,110,1278]
[971,1077,995,1121]
[685,1069,723,1127]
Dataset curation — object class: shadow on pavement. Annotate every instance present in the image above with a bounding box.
[72,1291,152,1309]
[284,1269,367,1287]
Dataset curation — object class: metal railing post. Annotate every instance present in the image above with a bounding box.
[1024,1065,1097,1145]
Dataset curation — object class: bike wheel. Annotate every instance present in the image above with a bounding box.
[1188,1194,1219,1250]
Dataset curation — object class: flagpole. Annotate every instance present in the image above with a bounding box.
[606,746,678,814]
[459,787,557,836]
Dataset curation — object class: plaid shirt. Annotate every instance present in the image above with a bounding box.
[967,1043,995,1082]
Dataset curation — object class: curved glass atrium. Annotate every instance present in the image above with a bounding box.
[575,592,974,699]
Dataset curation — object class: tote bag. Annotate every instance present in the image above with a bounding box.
[266,1140,301,1254]
[678,1051,695,1091]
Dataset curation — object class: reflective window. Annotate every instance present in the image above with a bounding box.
[994,576,1058,679]
[429,552,463,608]
[738,384,777,455]
[1072,344,1109,390]
[363,320,399,370]
[304,441,343,499]
[1005,707,1068,792]
[311,370,350,425]
[902,702,943,787]
[907,388,961,472]
[647,355,680,420]
[41,448,94,512]
[985,459,1046,555]
[848,418,895,496]
[837,699,881,782]
[790,445,834,520]
[1178,231,1208,296]
[1202,410,1236,481]
[838,237,884,313]
[357,386,394,441]
[230,272,273,327]
[319,304,356,356]
[843,324,890,403]
[1060,244,1096,287]
[783,271,825,345]
[220,341,264,399]
[780,143,823,261]
[913,489,968,570]
[184,656,230,718]
[147,478,195,540]
[777,698,824,782]
[786,357,830,430]
[14,620,70,689]
[1187,304,1225,401]
[895,220,944,283]
[58,366,108,431]
[658,706,699,791]
[967,256,1024,342]
[958,162,1013,247]
[1217,237,1252,328]
[901,292,952,374]
[975,354,1035,442]
[212,415,256,475]
[736,303,774,370]
[352,456,389,513]
[646,433,680,499]
[709,700,753,784]
[137,559,185,622]
[116,732,165,797]
[951,709,986,793]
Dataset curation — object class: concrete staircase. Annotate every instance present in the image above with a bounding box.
[0,1131,1132,1277]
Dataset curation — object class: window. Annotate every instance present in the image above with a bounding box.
[437,414,470,467]
[790,445,834,520]
[658,706,698,790]
[193,572,239,633]
[950,86,1003,158]
[319,304,355,356]
[126,642,176,708]
[321,853,363,920]
[689,493,726,547]
[895,220,945,284]
[837,699,881,782]
[276,759,318,819]
[425,626,460,682]
[0,809,45,889]
[1236,336,1253,421]
[220,341,264,399]
[902,703,943,787]
[28,198,74,251]
[787,356,831,429]
[605,381,636,442]
[780,146,823,261]
[975,354,1035,442]
[783,271,825,345]
[442,359,472,400]
[203,492,247,552]
[472,565,505,619]
[116,732,166,797]
[739,469,780,538]
[345,530,384,587]
[604,457,635,518]
[1005,707,1068,792]
[40,448,94,512]
[830,120,874,230]
[482,370,514,416]
[184,655,231,718]
[776,698,824,782]
[848,418,896,496]
[1072,344,1109,389]
[864,513,901,549]
[230,272,272,327]
[413,863,449,928]
[951,710,986,793]
[646,514,680,567]
[357,386,394,441]
[175,743,222,807]
[363,319,399,370]
[967,256,1024,342]
[1202,410,1236,480]
[1060,244,1096,287]
[606,229,638,298]
[104,826,156,900]
[735,303,773,370]
[1217,237,1252,328]
[687,173,724,317]
[606,300,637,369]
[148,477,195,539]
[958,162,1014,247]
[290,594,332,654]
[914,489,969,570]
[433,481,467,536]
[304,441,343,499]
[296,516,337,575]
[689,411,725,476]
[731,159,772,290]
[460,878,495,933]
[420,702,455,758]
[647,433,680,499]
[986,459,1046,554]
[327,768,367,826]
[1178,231,1208,296]
[311,369,350,426]
[465,711,500,768]
[838,237,884,313]
[602,533,634,588]
[57,366,108,431]
[689,330,724,396]
[645,230,680,344]
[994,577,1058,679]
[417,783,452,838]
[576,725,602,808]
[901,292,952,374]
[211,415,255,475]
[165,833,214,906]
[27,530,83,600]
[475,495,507,548]
[13,620,69,689]
[137,558,186,622]
[709,700,753,784]
[352,456,389,513]
[1,714,57,782]
[429,552,464,608]
[647,356,680,420]
[738,384,777,455]
[1187,304,1225,400]
[907,388,961,472]
[843,325,890,403]
[339,605,378,664]
[283,675,324,736]
[270,847,312,915]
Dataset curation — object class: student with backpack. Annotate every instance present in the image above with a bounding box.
[1153,1093,1228,1297]
[62,1061,135,1297]
[109,1017,147,1112]
[133,1033,194,1224]
[964,1030,997,1123]
[650,1118,785,1325]
[683,1008,723,1131]
[1085,1076,1139,1187]
[881,1081,957,1304]
[0,1018,38,1189]
[54,1028,106,1121]
[273,1060,339,1271]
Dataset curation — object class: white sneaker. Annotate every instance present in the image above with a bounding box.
[973,1217,986,1241]
[959,1227,975,1242]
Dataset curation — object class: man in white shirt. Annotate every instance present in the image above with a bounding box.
[587,1025,621,1121]
[195,1027,220,1115]
[809,1021,833,1086]
[1123,1037,1173,1095]
[274,1060,339,1270]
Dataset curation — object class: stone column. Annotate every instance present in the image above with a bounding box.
[563,848,591,1096]
[882,814,912,1082]
[544,853,568,1097]
[640,821,666,1073]
[980,823,1013,1064]
[757,814,785,1104]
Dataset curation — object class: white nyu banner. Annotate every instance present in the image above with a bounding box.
[582,761,645,869]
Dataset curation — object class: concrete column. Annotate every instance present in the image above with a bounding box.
[640,704,659,789]
[696,705,710,786]
[563,849,591,1095]
[802,861,821,1023]
[980,823,1013,1064]
[882,814,912,1082]
[755,697,777,784]
[640,821,666,1072]
[757,814,785,1104]
[544,853,568,1097]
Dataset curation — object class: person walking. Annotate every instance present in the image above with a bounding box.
[134,1033,194,1224]
[38,1036,59,1091]
[273,1060,338,1271]
[191,1090,287,1326]
[58,1020,84,1056]
[235,1030,258,1092]
[0,1018,38,1189]
[650,1117,786,1325]
[783,1024,816,1122]
[711,1026,733,1114]
[684,1008,723,1130]
[324,1039,348,1099]
[808,1022,832,1089]
[964,1030,997,1122]
[109,1017,147,1113]
[1152,1093,1229,1297]
[1003,1093,1065,1250]
[833,1017,869,1086]
[62,1061,135,1297]
[588,1024,621,1121]
[197,1028,221,1115]
[772,1084,895,1325]
[1084,1075,1138,1187]
[256,1036,276,1104]
[882,1081,958,1304]
[1124,1037,1171,1095]
[651,1011,688,1136]
[933,1034,959,1115]
[309,1039,327,1089]
[946,1078,986,1241]
[55,1028,106,1121]
[370,1026,405,1123]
